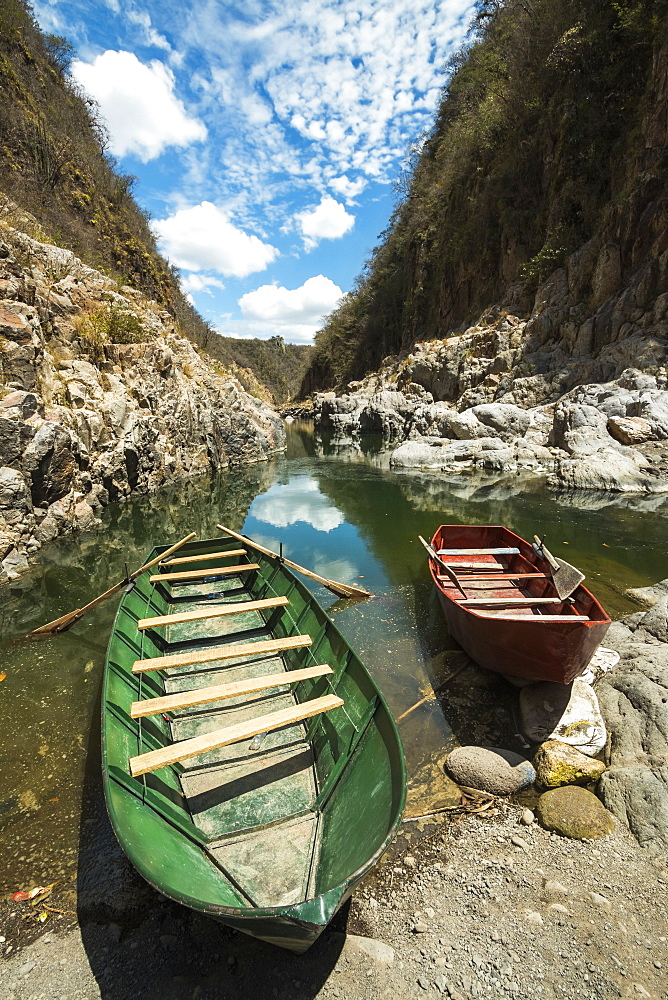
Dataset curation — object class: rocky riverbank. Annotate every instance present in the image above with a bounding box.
[312,309,668,493]
[437,580,668,857]
[0,210,285,584]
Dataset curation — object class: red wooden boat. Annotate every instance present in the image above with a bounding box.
[426,525,611,685]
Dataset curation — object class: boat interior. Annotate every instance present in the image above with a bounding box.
[104,537,403,914]
[431,525,608,622]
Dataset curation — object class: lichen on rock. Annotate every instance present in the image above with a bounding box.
[533,740,606,789]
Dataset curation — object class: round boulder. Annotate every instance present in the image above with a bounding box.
[536,786,615,839]
[445,746,536,796]
[533,740,606,789]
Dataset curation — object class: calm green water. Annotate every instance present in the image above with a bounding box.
[1,420,667,897]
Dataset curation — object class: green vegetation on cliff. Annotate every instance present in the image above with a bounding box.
[205,335,313,405]
[302,0,668,394]
[0,0,213,340]
[0,0,307,403]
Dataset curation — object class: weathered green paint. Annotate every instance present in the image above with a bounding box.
[102,536,406,952]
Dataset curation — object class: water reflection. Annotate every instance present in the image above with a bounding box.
[251,475,345,532]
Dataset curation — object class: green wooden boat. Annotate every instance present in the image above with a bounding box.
[102,534,406,952]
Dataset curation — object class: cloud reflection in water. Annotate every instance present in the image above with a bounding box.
[250,476,345,533]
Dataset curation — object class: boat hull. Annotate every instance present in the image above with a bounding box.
[429,525,611,685]
[102,536,405,952]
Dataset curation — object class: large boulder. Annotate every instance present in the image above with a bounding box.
[551,402,609,454]
[0,465,33,525]
[596,605,668,855]
[445,746,536,796]
[625,576,668,608]
[536,786,615,839]
[519,678,607,756]
[470,402,531,441]
[607,415,654,444]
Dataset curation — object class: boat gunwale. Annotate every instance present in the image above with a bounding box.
[429,524,611,628]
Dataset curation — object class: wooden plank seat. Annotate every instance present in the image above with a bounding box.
[150,564,260,583]
[454,597,563,606]
[132,634,313,674]
[437,572,547,582]
[475,613,590,620]
[437,547,521,556]
[138,596,290,631]
[440,561,509,570]
[129,693,344,777]
[130,663,333,718]
[160,549,246,566]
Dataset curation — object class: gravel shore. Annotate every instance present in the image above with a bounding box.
[2,801,666,1000]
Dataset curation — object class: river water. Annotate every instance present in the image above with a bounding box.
[1,420,667,901]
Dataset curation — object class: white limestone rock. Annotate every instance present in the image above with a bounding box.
[519,677,607,756]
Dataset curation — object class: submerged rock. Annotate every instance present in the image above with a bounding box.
[445,746,535,796]
[519,677,607,756]
[533,740,606,789]
[536,786,615,839]
[625,576,668,607]
[405,755,463,818]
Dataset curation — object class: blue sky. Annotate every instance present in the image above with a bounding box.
[33,1,475,343]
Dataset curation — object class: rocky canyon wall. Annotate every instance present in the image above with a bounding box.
[0,210,285,583]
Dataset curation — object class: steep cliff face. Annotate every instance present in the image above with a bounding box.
[304,3,668,493]
[0,211,285,582]
[302,1,668,394]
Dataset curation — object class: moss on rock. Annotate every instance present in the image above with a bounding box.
[536,785,615,839]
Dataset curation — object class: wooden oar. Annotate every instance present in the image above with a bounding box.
[532,535,585,600]
[395,661,470,724]
[216,523,372,600]
[20,532,196,641]
[418,535,466,597]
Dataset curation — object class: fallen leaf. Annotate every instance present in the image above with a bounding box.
[602,542,610,547]
[49,797,59,802]
[37,910,49,923]
[0,673,6,682]
[12,891,30,902]
[27,883,55,902]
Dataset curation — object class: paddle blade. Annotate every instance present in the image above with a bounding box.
[551,556,585,600]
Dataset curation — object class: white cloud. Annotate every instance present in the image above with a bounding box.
[296,197,355,249]
[232,274,343,343]
[126,10,173,53]
[70,50,206,161]
[180,273,225,295]
[239,275,342,324]
[159,0,476,213]
[329,174,367,202]
[153,202,278,277]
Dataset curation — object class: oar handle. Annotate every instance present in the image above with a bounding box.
[533,534,560,571]
[418,535,466,596]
